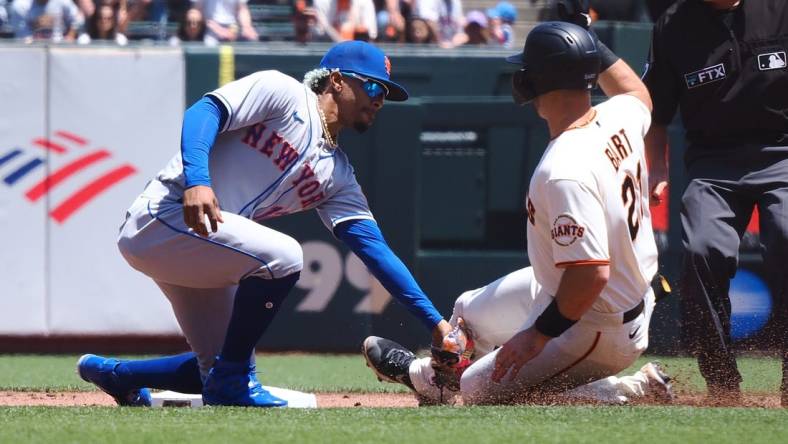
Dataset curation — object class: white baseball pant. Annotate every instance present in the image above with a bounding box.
[409,267,657,404]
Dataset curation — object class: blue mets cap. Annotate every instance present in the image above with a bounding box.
[319,41,409,102]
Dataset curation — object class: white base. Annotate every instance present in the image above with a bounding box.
[150,386,317,408]
[150,391,203,408]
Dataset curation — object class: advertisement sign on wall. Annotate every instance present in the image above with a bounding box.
[0,47,186,335]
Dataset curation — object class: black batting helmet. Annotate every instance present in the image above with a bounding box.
[507,21,600,104]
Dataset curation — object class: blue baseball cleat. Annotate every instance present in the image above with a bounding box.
[202,358,287,407]
[76,354,152,407]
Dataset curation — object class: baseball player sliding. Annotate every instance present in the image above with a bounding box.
[76,41,452,407]
[363,15,674,405]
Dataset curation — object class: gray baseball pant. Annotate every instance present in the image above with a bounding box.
[679,146,788,396]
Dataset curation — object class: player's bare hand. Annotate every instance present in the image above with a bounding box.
[183,185,224,237]
[431,320,453,348]
[649,169,669,206]
[491,327,551,383]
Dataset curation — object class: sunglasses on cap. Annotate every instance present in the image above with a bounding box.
[341,71,389,99]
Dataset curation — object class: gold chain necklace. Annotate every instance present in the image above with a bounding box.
[316,97,337,149]
[565,109,597,132]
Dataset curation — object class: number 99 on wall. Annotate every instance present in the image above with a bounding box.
[294,241,391,314]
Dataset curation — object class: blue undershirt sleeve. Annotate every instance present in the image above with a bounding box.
[334,219,444,330]
[180,95,229,188]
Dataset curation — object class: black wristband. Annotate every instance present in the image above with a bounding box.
[596,39,620,71]
[534,300,578,338]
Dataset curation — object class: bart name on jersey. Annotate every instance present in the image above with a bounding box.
[604,128,634,172]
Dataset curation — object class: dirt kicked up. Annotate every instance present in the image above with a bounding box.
[0,391,783,408]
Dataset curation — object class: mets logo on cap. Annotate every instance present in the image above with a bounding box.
[319,41,409,101]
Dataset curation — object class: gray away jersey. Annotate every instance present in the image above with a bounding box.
[150,70,375,230]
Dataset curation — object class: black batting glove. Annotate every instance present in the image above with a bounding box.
[556,0,620,71]
[556,0,592,30]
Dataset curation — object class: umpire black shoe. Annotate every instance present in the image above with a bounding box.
[362,336,416,391]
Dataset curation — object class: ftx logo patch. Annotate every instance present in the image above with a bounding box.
[684,63,726,89]
[758,51,786,71]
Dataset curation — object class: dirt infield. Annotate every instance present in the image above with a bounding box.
[0,391,782,408]
[0,391,417,408]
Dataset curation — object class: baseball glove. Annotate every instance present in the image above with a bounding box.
[429,317,475,392]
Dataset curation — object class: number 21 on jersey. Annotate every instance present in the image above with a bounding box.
[606,129,644,241]
[622,162,643,240]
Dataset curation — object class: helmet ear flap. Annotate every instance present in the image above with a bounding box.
[512,68,535,105]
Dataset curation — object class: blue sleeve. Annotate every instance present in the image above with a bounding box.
[335,219,444,330]
[180,95,229,188]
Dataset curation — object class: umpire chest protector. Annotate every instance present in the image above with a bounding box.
[644,0,788,148]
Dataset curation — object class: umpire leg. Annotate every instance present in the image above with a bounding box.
[679,174,754,398]
[754,156,788,407]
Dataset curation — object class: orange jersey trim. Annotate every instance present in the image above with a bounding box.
[555,259,611,268]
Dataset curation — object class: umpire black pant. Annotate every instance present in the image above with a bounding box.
[680,146,788,399]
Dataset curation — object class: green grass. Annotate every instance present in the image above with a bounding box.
[0,354,785,444]
[0,405,786,444]
[0,354,782,393]
[0,354,407,393]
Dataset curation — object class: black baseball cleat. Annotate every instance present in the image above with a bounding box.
[362,336,417,391]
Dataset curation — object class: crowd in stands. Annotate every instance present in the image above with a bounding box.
[0,0,670,47]
[292,0,519,48]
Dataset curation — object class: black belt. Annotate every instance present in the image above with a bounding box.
[622,274,673,324]
[623,299,644,324]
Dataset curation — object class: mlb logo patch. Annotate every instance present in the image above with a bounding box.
[684,63,726,89]
[758,51,786,71]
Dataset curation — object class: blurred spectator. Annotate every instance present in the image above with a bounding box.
[169,6,204,44]
[192,0,258,44]
[416,0,463,48]
[128,0,165,22]
[77,3,128,44]
[292,0,315,43]
[375,0,412,42]
[453,9,487,46]
[404,16,434,44]
[311,0,377,42]
[0,0,9,27]
[75,0,128,33]
[487,1,515,48]
[10,0,84,42]
[75,0,95,19]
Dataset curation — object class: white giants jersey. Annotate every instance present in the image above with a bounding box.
[149,70,374,230]
[525,94,658,313]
